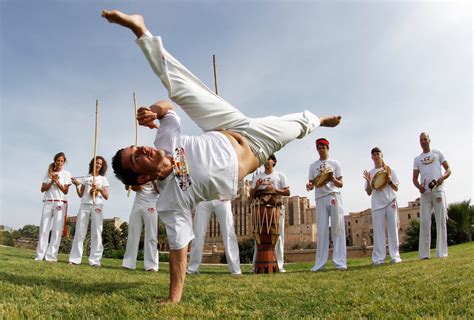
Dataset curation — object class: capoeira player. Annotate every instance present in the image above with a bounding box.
[412,132,451,259]
[187,200,241,275]
[36,152,71,262]
[250,154,290,273]
[102,9,341,303]
[122,181,159,271]
[69,156,110,267]
[306,138,347,271]
[363,147,402,265]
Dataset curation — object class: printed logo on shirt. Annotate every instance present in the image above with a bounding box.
[421,156,435,165]
[161,54,167,68]
[331,198,336,205]
[391,203,397,209]
[436,197,442,203]
[173,147,192,191]
[95,208,102,214]
[56,205,62,210]
[147,207,155,213]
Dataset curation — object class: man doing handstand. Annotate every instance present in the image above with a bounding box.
[102,9,341,303]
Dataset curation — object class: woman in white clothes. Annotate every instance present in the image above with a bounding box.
[36,152,72,262]
[363,147,402,265]
[122,181,159,271]
[69,156,110,267]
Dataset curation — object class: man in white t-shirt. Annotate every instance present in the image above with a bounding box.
[412,132,451,259]
[187,200,241,275]
[363,147,402,265]
[250,155,290,273]
[103,10,341,303]
[122,181,159,271]
[306,138,346,271]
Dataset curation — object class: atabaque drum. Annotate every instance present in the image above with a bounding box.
[251,189,281,274]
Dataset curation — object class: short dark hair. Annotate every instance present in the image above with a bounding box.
[371,147,382,154]
[112,149,140,185]
[88,156,108,176]
[268,154,277,167]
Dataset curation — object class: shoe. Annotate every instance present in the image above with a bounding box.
[34,258,42,261]
[90,264,101,268]
[279,269,287,273]
[146,269,158,272]
[335,266,347,270]
[390,259,402,264]
[68,262,78,265]
[372,261,385,266]
[231,271,242,276]
[186,270,199,275]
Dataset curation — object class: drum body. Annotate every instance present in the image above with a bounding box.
[251,190,281,274]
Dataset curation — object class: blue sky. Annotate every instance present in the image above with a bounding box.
[1,1,472,229]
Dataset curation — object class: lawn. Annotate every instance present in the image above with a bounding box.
[1,243,473,318]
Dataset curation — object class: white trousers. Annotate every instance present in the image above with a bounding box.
[137,34,320,165]
[312,193,346,271]
[35,201,66,261]
[188,200,241,274]
[371,201,401,264]
[122,202,159,271]
[419,191,448,259]
[69,204,104,266]
[252,206,286,271]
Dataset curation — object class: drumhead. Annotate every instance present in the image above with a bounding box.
[314,169,333,188]
[372,170,389,190]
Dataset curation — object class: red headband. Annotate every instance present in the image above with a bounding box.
[316,138,329,146]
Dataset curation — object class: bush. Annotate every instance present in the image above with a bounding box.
[0,231,14,246]
[238,238,255,263]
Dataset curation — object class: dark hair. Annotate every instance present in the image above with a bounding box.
[371,147,382,154]
[268,154,277,167]
[48,152,67,175]
[88,156,108,176]
[112,149,140,185]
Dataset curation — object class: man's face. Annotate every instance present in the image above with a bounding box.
[316,143,329,158]
[419,133,431,150]
[264,158,275,171]
[121,145,170,180]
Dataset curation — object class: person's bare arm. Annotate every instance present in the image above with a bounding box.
[331,176,343,188]
[437,161,451,185]
[136,100,175,129]
[412,169,425,193]
[363,170,372,196]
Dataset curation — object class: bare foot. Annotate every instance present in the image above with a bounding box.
[320,115,342,127]
[158,298,178,305]
[101,10,147,38]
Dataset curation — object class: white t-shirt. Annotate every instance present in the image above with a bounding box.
[413,150,446,193]
[365,167,399,211]
[134,181,159,206]
[42,170,72,201]
[154,111,238,213]
[308,158,342,200]
[78,174,110,204]
[252,171,289,191]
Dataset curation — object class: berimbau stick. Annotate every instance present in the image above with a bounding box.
[127,92,139,197]
[92,99,99,203]
[213,54,219,95]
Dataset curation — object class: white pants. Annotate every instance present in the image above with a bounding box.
[252,206,286,271]
[188,200,241,274]
[371,201,401,264]
[312,193,346,271]
[122,202,159,271]
[137,34,320,165]
[69,203,104,266]
[419,191,448,259]
[35,201,66,261]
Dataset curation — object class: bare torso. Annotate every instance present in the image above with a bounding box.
[220,131,259,181]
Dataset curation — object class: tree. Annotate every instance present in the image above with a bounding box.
[19,225,39,238]
[0,230,14,246]
[447,200,473,244]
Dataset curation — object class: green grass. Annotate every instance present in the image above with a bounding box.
[1,244,473,319]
